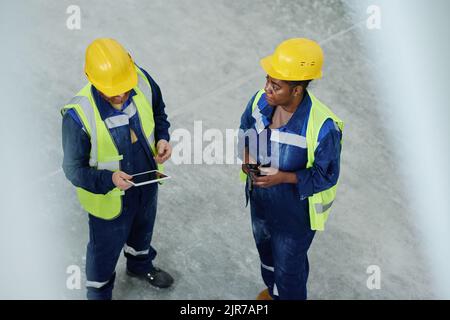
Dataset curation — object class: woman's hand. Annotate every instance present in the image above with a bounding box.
[253,167,298,188]
[242,149,257,175]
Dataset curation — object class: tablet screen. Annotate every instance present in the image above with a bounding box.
[132,171,169,185]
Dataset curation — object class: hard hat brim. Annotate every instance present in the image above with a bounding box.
[91,68,138,97]
[260,55,288,80]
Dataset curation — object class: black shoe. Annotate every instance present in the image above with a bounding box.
[126,267,174,289]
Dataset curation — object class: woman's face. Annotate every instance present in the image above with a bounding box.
[264,75,297,106]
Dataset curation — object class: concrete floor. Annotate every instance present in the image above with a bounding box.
[0,0,435,299]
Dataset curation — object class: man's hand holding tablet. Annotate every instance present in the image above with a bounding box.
[126,170,171,187]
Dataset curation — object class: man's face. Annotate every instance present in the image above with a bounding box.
[100,91,131,105]
[264,75,296,106]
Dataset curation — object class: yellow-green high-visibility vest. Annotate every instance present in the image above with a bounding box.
[240,89,344,231]
[61,66,164,220]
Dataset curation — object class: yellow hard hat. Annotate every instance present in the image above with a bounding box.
[260,38,324,81]
[84,38,138,97]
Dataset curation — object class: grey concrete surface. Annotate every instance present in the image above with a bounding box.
[1,0,435,299]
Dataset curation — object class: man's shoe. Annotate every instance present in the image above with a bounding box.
[126,267,174,289]
[256,288,273,300]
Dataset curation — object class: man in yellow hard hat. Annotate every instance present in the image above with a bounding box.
[238,38,344,300]
[61,38,173,300]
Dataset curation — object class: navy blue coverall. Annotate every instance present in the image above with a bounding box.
[238,91,342,300]
[62,67,170,300]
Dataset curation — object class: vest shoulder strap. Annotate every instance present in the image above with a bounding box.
[309,92,344,131]
[306,91,344,168]
[251,90,266,112]
[135,66,153,104]
[61,84,95,137]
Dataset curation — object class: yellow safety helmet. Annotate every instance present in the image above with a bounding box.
[84,38,138,97]
[260,38,324,81]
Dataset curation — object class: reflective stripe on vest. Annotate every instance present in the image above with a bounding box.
[136,69,157,153]
[65,94,123,171]
[251,90,266,134]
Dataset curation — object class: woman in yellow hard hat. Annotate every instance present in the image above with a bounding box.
[238,38,344,300]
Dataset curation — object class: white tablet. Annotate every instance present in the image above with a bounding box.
[126,170,171,187]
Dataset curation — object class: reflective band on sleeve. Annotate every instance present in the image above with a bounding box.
[315,200,334,214]
[105,114,129,129]
[270,130,307,149]
[124,244,149,256]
